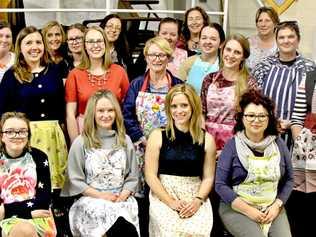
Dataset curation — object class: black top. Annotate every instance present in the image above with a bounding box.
[1,147,52,219]
[159,127,205,177]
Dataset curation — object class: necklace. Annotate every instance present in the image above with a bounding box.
[88,71,108,88]
[190,39,199,50]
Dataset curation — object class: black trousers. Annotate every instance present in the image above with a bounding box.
[285,190,316,237]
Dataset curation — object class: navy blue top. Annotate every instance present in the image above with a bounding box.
[158,128,205,177]
[215,137,294,205]
[0,63,65,122]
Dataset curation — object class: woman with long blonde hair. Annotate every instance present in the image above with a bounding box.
[65,26,129,144]
[61,90,139,237]
[145,84,216,236]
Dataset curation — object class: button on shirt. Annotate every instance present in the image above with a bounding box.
[0,64,65,121]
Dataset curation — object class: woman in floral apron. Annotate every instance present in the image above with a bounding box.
[215,90,293,237]
[61,90,139,237]
[201,34,257,153]
[123,36,182,236]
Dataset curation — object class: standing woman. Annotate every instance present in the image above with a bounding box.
[0,21,14,82]
[181,6,209,56]
[100,14,133,78]
[0,26,68,233]
[215,90,293,237]
[65,26,129,144]
[42,20,69,78]
[201,34,257,152]
[179,23,225,95]
[61,90,139,237]
[0,112,57,237]
[133,17,188,79]
[247,7,279,73]
[145,84,217,236]
[66,23,86,70]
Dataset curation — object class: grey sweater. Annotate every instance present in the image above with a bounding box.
[61,129,139,197]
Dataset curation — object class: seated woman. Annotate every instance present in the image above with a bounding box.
[145,84,217,236]
[61,90,139,237]
[0,112,56,237]
[215,89,293,237]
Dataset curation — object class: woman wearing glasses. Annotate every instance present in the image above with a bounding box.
[66,23,86,70]
[65,26,129,143]
[100,14,133,79]
[123,36,182,236]
[215,89,293,237]
[0,112,57,237]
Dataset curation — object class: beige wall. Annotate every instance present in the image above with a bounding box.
[228,0,316,61]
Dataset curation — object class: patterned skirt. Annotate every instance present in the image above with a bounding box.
[149,175,213,237]
[30,120,68,189]
[69,196,140,237]
[1,216,56,237]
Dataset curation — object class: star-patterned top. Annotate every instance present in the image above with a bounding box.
[0,147,52,219]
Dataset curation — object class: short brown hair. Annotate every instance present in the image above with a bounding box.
[255,6,280,25]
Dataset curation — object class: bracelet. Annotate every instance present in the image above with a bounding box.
[195,196,204,205]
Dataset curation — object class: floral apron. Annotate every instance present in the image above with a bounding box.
[135,74,171,196]
[205,74,236,150]
[233,151,281,236]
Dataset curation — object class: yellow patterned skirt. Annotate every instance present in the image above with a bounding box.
[30,120,68,189]
[1,216,57,237]
[149,175,213,237]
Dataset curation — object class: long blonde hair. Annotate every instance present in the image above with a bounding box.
[78,26,112,70]
[41,21,66,64]
[165,84,204,145]
[220,34,250,106]
[82,90,126,149]
[13,26,49,83]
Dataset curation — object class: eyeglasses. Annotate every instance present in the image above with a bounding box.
[105,24,121,32]
[85,39,105,45]
[67,36,83,44]
[147,53,168,61]
[243,114,269,122]
[2,129,29,138]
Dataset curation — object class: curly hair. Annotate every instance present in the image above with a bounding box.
[234,89,279,136]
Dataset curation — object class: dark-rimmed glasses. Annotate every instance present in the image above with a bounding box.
[243,114,269,122]
[147,53,168,61]
[67,36,83,44]
[2,129,29,138]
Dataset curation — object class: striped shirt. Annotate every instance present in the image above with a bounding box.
[253,53,315,121]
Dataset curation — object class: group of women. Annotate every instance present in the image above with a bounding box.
[0,4,314,237]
